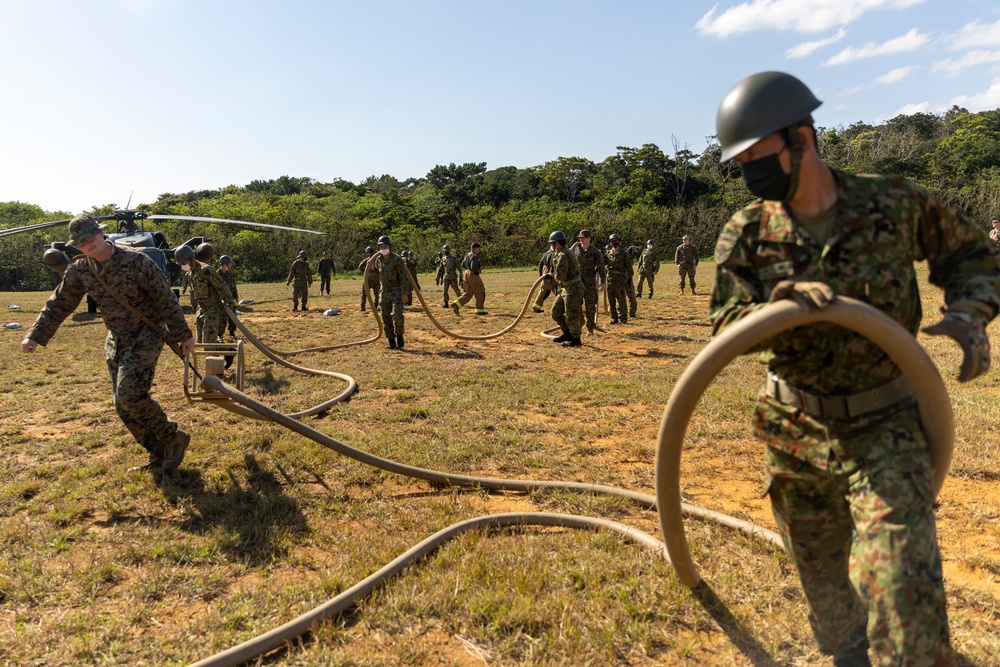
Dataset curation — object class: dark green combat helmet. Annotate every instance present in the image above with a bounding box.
[716,71,821,162]
[196,242,215,262]
[548,230,567,244]
[174,245,196,264]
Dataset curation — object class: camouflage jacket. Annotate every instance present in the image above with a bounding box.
[404,256,418,276]
[461,251,482,274]
[638,248,660,273]
[318,257,335,276]
[552,246,583,286]
[219,268,239,302]
[191,261,233,310]
[675,243,699,266]
[710,169,1000,395]
[358,255,379,284]
[574,243,607,285]
[440,253,460,279]
[373,251,407,294]
[990,228,1000,244]
[604,247,631,281]
[28,246,192,347]
[286,260,312,287]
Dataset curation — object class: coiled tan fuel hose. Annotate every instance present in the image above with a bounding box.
[655,297,954,588]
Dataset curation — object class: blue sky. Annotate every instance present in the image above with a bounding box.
[2,0,999,214]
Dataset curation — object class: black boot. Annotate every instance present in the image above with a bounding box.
[833,647,872,667]
[396,335,404,350]
[553,329,572,343]
[385,338,397,350]
[562,336,582,347]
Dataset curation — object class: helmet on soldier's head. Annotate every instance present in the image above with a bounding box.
[219,255,233,265]
[716,71,821,162]
[365,246,374,254]
[609,233,621,242]
[174,245,196,264]
[378,235,391,246]
[196,242,215,262]
[548,230,567,244]
[297,250,308,259]
[646,239,654,246]
[442,244,451,251]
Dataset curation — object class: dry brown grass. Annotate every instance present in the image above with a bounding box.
[1,265,998,666]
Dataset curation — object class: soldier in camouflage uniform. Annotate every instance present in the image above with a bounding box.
[532,247,555,313]
[218,255,239,340]
[711,72,1000,667]
[402,251,419,306]
[358,246,380,312]
[454,243,487,315]
[434,251,444,285]
[989,218,1000,245]
[636,240,660,298]
[675,235,699,294]
[439,244,462,308]
[182,247,234,344]
[571,229,607,334]
[546,231,584,347]
[318,251,335,296]
[373,235,407,349]
[180,270,198,313]
[603,234,629,324]
[624,244,639,317]
[22,215,195,473]
[286,250,313,311]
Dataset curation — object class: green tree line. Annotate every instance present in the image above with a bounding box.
[3,105,1000,291]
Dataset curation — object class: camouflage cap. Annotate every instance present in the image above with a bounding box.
[577,229,591,239]
[67,214,104,247]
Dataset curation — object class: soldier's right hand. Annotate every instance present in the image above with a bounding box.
[21,338,37,353]
[768,280,835,310]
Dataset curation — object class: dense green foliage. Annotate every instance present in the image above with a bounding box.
[3,105,1000,291]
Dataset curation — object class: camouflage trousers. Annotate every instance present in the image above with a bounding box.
[755,396,953,665]
[196,303,227,343]
[292,284,309,310]
[104,326,179,456]
[319,273,331,295]
[636,270,656,298]
[380,289,405,340]
[678,263,696,290]
[458,270,486,310]
[607,277,629,323]
[551,281,584,336]
[626,277,637,315]
[581,279,600,329]
[442,275,462,305]
[361,278,380,310]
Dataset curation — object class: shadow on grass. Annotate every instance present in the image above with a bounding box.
[691,581,779,666]
[69,312,103,324]
[158,454,308,567]
[436,348,484,360]
[246,368,291,395]
[628,349,687,360]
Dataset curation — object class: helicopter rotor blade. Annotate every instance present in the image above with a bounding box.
[0,218,73,238]
[147,215,325,235]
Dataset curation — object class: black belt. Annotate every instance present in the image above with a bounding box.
[765,372,914,420]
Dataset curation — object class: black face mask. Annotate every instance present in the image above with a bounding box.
[740,152,791,201]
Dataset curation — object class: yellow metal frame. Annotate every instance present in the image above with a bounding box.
[183,341,244,401]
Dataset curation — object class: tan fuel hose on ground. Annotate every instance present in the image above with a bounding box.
[655,297,954,588]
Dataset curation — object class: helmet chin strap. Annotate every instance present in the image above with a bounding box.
[783,123,803,202]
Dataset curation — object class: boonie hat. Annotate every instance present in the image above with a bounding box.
[577,230,591,239]
[67,214,104,247]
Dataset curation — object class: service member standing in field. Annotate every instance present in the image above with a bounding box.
[571,229,607,334]
[373,235,407,349]
[21,215,196,473]
[434,250,444,285]
[218,254,239,340]
[624,244,639,318]
[636,240,660,298]
[532,245,555,313]
[989,218,1000,244]
[402,251,420,305]
[178,244,234,344]
[286,250,313,312]
[603,233,629,324]
[318,251,335,296]
[358,246,380,312]
[454,242,487,315]
[711,71,1000,667]
[439,244,462,309]
[675,235,699,294]
[546,231,584,347]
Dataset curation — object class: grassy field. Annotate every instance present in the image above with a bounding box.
[1,265,998,666]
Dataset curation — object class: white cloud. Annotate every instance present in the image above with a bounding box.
[696,0,925,38]
[838,66,919,97]
[875,102,931,123]
[785,28,847,59]
[931,50,1000,77]
[824,28,929,66]
[944,18,1000,50]
[950,79,1000,111]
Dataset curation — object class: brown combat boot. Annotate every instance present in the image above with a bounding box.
[161,430,190,472]
[129,446,165,473]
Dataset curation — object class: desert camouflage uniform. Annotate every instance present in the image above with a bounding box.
[286,259,312,310]
[27,246,192,459]
[358,254,380,311]
[710,169,1000,665]
[534,249,555,312]
[574,243,607,331]
[440,253,462,306]
[190,261,233,343]
[550,246,584,337]
[373,251,407,341]
[318,256,335,295]
[675,242,699,293]
[603,247,630,324]
[636,247,660,298]
[220,267,239,338]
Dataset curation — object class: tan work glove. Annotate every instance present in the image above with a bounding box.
[768,280,836,310]
[922,305,992,383]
